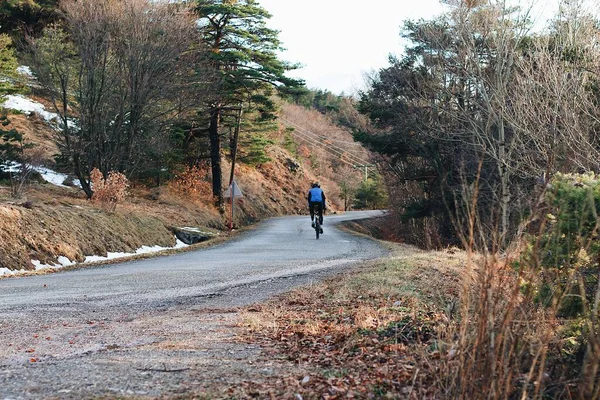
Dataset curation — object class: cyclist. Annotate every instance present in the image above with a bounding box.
[307,182,326,233]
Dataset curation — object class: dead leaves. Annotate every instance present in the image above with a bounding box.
[236,283,446,398]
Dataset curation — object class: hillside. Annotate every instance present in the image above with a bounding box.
[0,91,371,273]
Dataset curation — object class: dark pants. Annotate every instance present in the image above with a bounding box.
[309,201,323,224]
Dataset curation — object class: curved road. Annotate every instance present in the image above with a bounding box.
[0,211,388,399]
[0,210,386,312]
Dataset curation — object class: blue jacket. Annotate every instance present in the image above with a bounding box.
[308,187,326,207]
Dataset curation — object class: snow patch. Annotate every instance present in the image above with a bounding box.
[22,237,190,274]
[0,267,26,276]
[2,94,58,122]
[0,161,74,187]
[0,160,20,173]
[36,166,71,187]
[17,66,33,77]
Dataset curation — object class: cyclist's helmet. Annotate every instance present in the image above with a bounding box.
[311,182,319,188]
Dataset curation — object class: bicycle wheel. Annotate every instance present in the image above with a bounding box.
[315,221,320,239]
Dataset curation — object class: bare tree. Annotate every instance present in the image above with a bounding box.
[444,1,535,247]
[29,0,204,198]
[509,1,600,180]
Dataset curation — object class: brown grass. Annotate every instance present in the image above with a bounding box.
[279,102,370,209]
[3,112,60,163]
[235,243,466,398]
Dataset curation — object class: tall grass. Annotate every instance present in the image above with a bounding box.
[437,173,600,399]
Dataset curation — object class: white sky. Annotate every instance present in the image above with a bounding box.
[257,0,583,96]
[258,0,449,95]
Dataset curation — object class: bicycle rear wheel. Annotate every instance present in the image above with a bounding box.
[315,221,320,239]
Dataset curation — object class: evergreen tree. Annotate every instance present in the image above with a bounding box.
[0,34,18,94]
[0,0,60,38]
[0,33,34,196]
[0,33,20,165]
[193,0,303,205]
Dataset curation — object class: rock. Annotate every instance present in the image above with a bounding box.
[20,201,34,209]
[285,158,300,172]
[172,227,217,245]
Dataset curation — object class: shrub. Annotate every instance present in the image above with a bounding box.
[90,168,129,211]
[521,173,600,316]
[167,164,212,199]
[443,172,600,399]
[353,176,388,210]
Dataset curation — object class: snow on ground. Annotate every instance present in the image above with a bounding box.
[0,238,189,276]
[0,161,73,187]
[1,160,19,173]
[16,66,33,77]
[36,166,71,187]
[2,94,58,122]
[83,240,188,263]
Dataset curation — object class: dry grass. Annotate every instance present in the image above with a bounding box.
[3,112,60,163]
[279,102,370,209]
[235,243,466,398]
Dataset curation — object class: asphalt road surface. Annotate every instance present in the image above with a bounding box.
[0,211,388,399]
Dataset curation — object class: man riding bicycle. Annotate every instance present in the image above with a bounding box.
[308,182,326,233]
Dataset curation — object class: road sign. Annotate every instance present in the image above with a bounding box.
[224,180,243,198]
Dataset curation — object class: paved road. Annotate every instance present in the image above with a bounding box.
[0,210,387,312]
[0,211,388,399]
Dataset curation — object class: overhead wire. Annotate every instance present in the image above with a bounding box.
[281,117,363,146]
[285,126,372,168]
[280,117,372,166]
[281,117,370,163]
[286,128,357,168]
[282,122,369,165]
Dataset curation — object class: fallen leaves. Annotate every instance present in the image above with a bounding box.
[233,254,459,399]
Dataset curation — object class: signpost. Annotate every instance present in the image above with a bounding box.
[224,180,243,231]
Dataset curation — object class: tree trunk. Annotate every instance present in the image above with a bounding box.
[209,106,223,207]
[497,117,510,249]
[73,154,93,199]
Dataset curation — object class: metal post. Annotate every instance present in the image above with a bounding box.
[229,105,243,187]
[230,189,234,231]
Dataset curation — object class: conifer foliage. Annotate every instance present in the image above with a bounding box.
[193,0,303,205]
[0,0,60,38]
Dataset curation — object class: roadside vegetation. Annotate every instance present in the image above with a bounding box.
[234,239,463,398]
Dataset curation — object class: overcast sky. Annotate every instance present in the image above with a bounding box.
[257,0,449,95]
[257,0,573,96]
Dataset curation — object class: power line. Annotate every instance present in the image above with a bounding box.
[280,118,372,166]
[286,129,357,168]
[291,130,368,167]
[281,117,370,163]
[282,117,363,146]
[288,127,376,181]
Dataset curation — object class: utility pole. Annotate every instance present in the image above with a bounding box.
[226,104,243,232]
[353,164,375,182]
[229,104,243,187]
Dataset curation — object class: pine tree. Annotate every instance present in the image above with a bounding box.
[0,33,20,165]
[193,0,303,205]
[0,0,60,38]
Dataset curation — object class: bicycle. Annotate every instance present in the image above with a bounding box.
[310,203,324,239]
[314,213,321,239]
